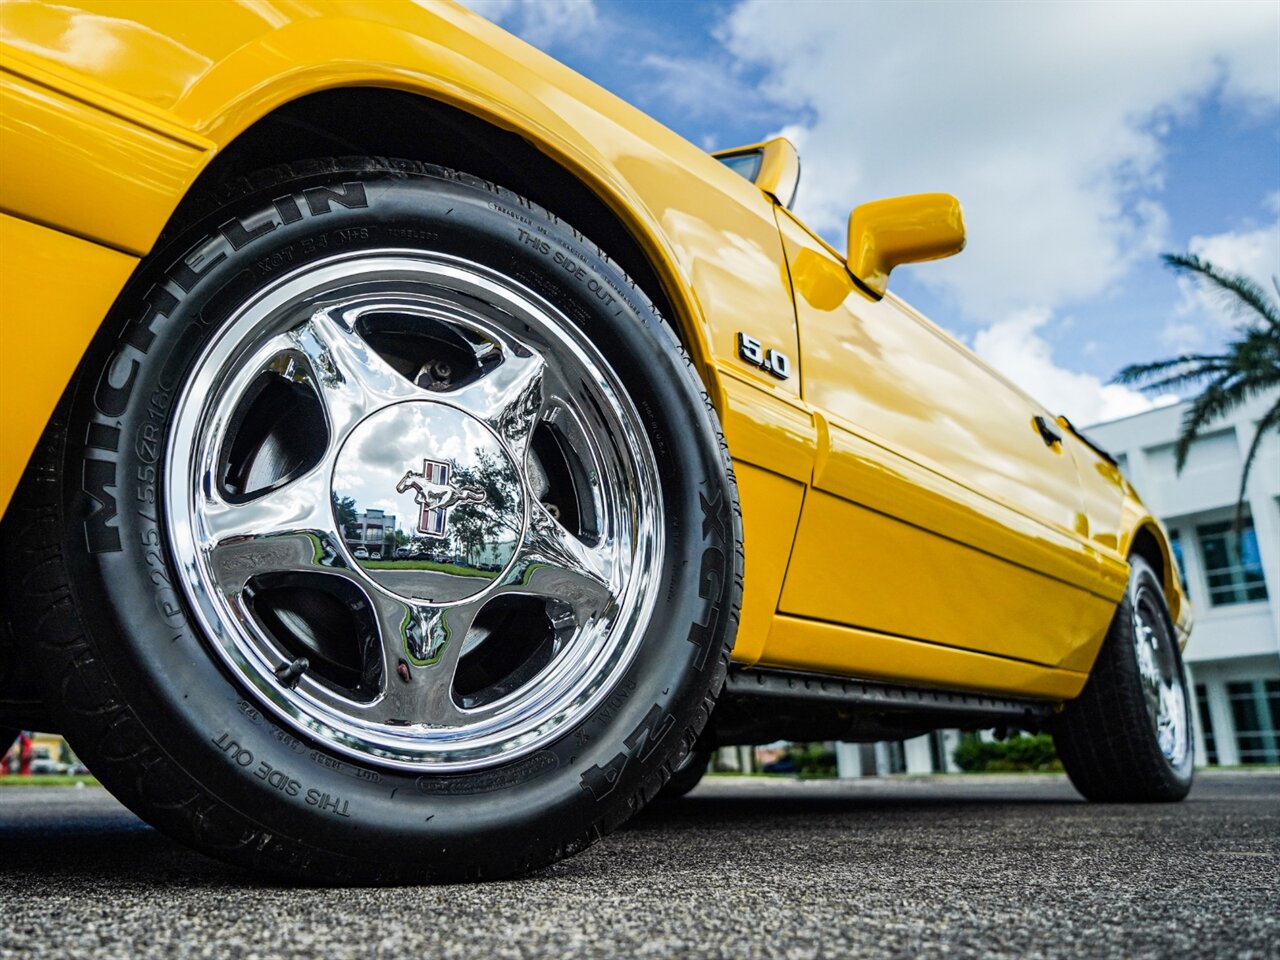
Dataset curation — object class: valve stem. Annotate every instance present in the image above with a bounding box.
[274,657,309,689]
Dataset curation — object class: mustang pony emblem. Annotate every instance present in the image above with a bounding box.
[396,459,487,538]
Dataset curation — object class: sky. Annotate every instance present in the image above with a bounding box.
[464,0,1279,426]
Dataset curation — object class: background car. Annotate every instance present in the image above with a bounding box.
[28,746,68,776]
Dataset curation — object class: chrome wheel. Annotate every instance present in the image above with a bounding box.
[166,251,663,771]
[1132,585,1189,768]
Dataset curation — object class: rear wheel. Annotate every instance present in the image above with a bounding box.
[1053,555,1193,802]
[3,158,741,881]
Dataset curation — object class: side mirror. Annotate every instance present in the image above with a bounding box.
[713,137,801,209]
[847,193,965,298]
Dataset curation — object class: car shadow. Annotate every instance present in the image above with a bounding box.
[0,815,240,885]
[0,777,1086,888]
[628,780,1083,828]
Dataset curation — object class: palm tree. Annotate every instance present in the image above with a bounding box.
[1114,253,1280,516]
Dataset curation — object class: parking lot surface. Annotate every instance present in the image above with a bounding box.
[1,771,1276,959]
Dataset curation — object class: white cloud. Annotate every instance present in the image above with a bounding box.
[719,0,1278,320]
[638,52,773,126]
[714,0,1277,421]
[972,309,1166,425]
[460,0,599,49]
[1163,213,1280,349]
[461,0,1278,423]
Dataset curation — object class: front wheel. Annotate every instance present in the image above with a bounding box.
[5,158,741,882]
[1052,555,1193,802]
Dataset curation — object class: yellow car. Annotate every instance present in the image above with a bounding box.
[0,1,1194,881]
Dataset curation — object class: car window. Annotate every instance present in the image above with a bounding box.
[717,150,764,184]
[714,142,801,210]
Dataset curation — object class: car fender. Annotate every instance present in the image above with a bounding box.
[0,1,764,409]
[1118,499,1193,649]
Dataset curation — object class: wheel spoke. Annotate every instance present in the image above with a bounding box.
[440,343,547,458]
[201,470,350,595]
[371,596,482,727]
[1132,612,1162,721]
[201,468,334,543]
[208,532,351,596]
[291,303,420,440]
[502,503,616,619]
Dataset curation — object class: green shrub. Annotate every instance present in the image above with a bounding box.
[794,742,837,778]
[952,733,1061,772]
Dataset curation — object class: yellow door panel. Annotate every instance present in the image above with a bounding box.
[818,421,1126,601]
[0,212,138,512]
[779,208,1087,535]
[0,62,210,255]
[1062,429,1127,557]
[761,615,1089,701]
[730,464,806,667]
[772,207,1120,668]
[781,491,1115,672]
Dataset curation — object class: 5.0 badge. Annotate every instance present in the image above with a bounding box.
[737,332,792,380]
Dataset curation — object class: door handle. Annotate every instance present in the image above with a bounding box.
[1034,415,1062,447]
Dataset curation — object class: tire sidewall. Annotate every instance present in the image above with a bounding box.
[56,160,737,878]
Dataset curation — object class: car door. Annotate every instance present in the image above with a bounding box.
[770,207,1121,674]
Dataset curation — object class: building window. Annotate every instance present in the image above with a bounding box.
[1168,529,1190,595]
[1196,517,1269,606]
[879,740,907,774]
[1194,683,1218,765]
[928,731,948,772]
[1226,680,1280,765]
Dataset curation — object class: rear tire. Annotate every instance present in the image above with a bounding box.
[3,158,742,882]
[1053,555,1193,802]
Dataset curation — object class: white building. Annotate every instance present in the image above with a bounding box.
[839,389,1280,776]
[344,507,396,556]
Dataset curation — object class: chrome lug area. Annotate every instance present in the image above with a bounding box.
[166,252,662,770]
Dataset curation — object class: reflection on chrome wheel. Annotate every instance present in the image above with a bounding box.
[167,253,662,770]
[1132,584,1189,768]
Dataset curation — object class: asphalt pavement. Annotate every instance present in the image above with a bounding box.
[1,771,1276,959]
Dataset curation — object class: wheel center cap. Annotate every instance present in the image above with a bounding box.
[331,401,525,603]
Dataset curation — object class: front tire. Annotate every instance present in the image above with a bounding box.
[3,158,741,882]
[1053,555,1193,802]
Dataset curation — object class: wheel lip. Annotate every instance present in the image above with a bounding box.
[164,248,665,772]
[1131,576,1192,772]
